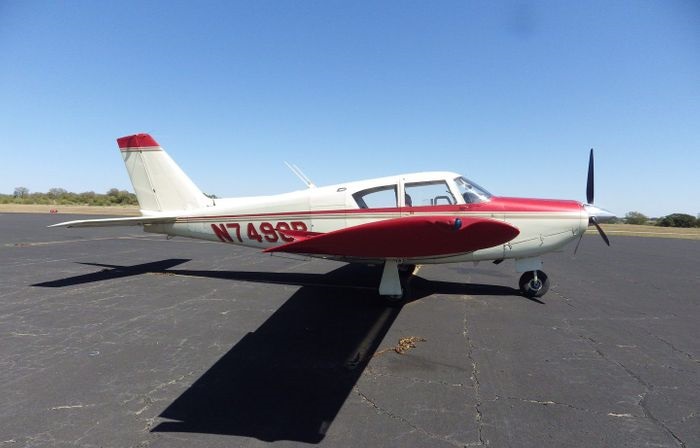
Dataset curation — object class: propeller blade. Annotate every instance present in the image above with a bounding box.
[586,148,594,204]
[580,148,612,253]
[590,216,610,246]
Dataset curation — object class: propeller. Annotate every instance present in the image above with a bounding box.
[575,149,614,254]
[586,149,594,204]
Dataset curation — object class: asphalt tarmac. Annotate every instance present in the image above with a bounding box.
[1,213,698,448]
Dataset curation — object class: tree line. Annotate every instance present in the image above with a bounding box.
[3,187,138,206]
[622,211,700,228]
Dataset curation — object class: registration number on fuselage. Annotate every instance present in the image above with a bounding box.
[210,221,308,244]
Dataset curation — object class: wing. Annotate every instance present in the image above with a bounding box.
[265,216,519,258]
[49,215,178,228]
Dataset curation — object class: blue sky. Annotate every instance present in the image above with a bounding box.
[1,1,698,217]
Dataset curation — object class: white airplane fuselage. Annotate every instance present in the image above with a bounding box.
[142,171,589,265]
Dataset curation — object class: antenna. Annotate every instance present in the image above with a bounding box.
[284,161,316,188]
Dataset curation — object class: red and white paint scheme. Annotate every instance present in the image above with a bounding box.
[53,133,614,299]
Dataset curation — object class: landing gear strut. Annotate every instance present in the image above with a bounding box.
[379,261,415,303]
[519,270,550,298]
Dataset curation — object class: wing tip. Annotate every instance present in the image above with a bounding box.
[48,221,74,228]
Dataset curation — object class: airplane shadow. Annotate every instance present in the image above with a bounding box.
[31,258,528,302]
[31,259,193,287]
[32,260,531,442]
[155,264,401,443]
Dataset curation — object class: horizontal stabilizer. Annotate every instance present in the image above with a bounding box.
[265,216,519,258]
[49,215,178,228]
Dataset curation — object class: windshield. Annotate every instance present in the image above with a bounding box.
[455,176,492,204]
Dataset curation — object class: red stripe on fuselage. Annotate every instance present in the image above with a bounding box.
[176,197,583,222]
[486,197,583,212]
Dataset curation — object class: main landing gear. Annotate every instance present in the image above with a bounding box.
[378,260,416,303]
[519,270,550,298]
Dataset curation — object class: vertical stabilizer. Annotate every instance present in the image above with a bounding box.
[117,133,212,212]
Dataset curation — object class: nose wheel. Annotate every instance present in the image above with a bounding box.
[519,270,550,298]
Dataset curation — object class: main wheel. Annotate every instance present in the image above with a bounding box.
[519,270,550,298]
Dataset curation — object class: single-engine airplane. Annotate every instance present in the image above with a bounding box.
[52,133,614,300]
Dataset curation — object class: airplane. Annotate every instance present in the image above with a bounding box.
[52,133,615,301]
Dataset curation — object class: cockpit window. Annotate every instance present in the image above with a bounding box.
[455,176,492,204]
[352,185,398,209]
[405,180,456,207]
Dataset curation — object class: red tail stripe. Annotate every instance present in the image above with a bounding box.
[117,133,160,149]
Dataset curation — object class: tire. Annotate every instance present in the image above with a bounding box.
[519,270,550,298]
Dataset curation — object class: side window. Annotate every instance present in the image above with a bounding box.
[405,181,455,207]
[352,185,398,209]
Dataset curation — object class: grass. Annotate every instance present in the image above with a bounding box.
[0,204,139,216]
[597,223,700,240]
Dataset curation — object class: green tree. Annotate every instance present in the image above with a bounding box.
[657,213,697,228]
[624,211,648,225]
[106,188,138,205]
[48,187,68,198]
[78,191,96,204]
[3,188,138,206]
[13,187,29,198]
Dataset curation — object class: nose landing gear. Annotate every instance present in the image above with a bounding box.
[519,270,550,298]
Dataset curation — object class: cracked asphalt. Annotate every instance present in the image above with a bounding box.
[1,213,698,447]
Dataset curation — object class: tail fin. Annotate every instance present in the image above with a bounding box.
[117,133,213,212]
